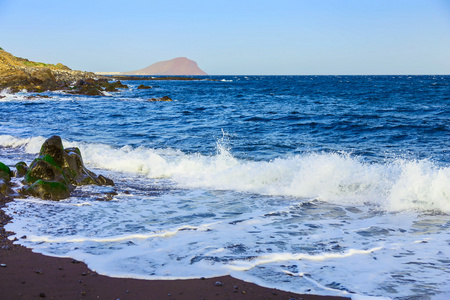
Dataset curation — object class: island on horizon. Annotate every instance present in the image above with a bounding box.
[96,57,208,76]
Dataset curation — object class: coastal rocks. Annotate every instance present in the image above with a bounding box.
[20,136,114,201]
[102,80,128,92]
[137,84,152,89]
[14,162,28,178]
[68,79,129,95]
[148,96,172,102]
[0,162,15,202]
[70,79,104,96]
[23,180,71,201]
[0,49,129,96]
[0,162,12,180]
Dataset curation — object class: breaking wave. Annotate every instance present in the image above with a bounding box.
[1,134,449,213]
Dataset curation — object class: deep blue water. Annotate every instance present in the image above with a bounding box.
[1,76,449,163]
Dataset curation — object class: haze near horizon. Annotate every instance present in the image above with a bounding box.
[0,0,449,75]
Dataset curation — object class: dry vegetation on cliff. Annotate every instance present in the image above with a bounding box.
[0,48,99,94]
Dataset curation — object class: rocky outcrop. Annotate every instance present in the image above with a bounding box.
[0,163,16,202]
[137,84,152,89]
[0,49,128,95]
[148,96,172,102]
[19,136,114,200]
[1,136,114,201]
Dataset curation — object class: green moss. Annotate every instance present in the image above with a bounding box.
[0,162,11,176]
[38,180,67,191]
[28,180,70,200]
[41,154,61,168]
[31,155,62,169]
[21,60,68,70]
[24,171,38,184]
[23,61,51,67]
[15,162,28,177]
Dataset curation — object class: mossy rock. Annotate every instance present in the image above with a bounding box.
[104,85,118,92]
[0,162,12,181]
[0,162,12,176]
[39,136,65,167]
[110,80,128,89]
[148,96,172,102]
[25,159,70,187]
[41,154,60,168]
[0,171,10,182]
[24,180,71,201]
[19,136,114,201]
[0,179,15,201]
[15,162,28,177]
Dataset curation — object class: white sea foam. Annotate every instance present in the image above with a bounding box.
[0,135,46,153]
[1,134,449,213]
[4,192,449,299]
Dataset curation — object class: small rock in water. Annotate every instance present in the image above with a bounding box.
[39,292,46,298]
[214,281,223,286]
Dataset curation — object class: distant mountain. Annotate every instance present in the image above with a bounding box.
[123,57,207,76]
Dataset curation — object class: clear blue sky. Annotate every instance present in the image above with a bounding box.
[1,0,449,75]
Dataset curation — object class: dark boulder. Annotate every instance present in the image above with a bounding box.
[148,96,172,102]
[111,80,128,89]
[68,79,129,95]
[137,84,152,89]
[21,136,114,201]
[70,80,104,96]
[0,162,12,180]
[63,146,114,186]
[14,162,28,177]
[25,158,72,187]
[0,162,15,201]
[0,178,15,201]
[23,180,71,201]
[38,135,66,167]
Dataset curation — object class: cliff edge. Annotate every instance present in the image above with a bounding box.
[0,48,96,93]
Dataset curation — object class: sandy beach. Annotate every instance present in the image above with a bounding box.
[1,205,350,300]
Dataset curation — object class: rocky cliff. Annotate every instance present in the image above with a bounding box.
[0,49,133,95]
[123,57,207,76]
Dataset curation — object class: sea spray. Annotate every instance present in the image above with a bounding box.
[1,134,449,213]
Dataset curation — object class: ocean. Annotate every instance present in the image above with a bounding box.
[1,75,449,299]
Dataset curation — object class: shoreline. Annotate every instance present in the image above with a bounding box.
[1,204,350,300]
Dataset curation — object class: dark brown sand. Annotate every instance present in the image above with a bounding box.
[1,205,350,300]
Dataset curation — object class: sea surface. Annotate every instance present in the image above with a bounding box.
[1,75,449,299]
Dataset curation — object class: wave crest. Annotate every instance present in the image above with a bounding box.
[1,134,449,213]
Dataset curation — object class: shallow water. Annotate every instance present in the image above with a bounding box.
[1,76,450,299]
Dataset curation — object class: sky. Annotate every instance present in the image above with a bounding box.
[1,0,450,75]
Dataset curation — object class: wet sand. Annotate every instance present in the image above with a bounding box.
[1,205,350,300]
